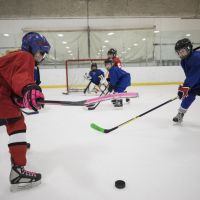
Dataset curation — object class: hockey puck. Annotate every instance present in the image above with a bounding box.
[115,180,126,189]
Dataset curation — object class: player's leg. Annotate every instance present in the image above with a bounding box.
[88,82,99,94]
[173,94,196,123]
[0,93,41,191]
[113,77,131,107]
[99,76,108,93]
[113,87,124,107]
[6,114,42,191]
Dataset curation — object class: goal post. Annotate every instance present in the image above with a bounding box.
[65,58,106,93]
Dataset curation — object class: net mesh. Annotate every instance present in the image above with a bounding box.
[65,58,106,93]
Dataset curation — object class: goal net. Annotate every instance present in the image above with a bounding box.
[65,58,106,93]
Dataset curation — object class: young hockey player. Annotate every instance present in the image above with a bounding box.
[104,58,131,107]
[107,48,122,68]
[173,38,200,123]
[84,63,106,93]
[0,32,50,191]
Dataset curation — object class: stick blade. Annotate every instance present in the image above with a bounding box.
[90,123,105,133]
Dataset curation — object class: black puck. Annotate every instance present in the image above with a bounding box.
[115,180,126,189]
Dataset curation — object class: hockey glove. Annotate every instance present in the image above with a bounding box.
[106,77,110,82]
[178,85,190,99]
[98,75,106,84]
[108,84,115,93]
[84,73,91,80]
[22,84,44,111]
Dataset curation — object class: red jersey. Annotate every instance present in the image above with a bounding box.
[0,51,35,118]
[113,56,122,68]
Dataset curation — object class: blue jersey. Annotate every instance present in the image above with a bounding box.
[89,69,104,85]
[109,66,131,92]
[181,51,200,89]
[34,66,41,85]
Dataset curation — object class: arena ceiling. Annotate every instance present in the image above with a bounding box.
[0,0,200,19]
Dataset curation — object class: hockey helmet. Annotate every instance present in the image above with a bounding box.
[21,32,51,55]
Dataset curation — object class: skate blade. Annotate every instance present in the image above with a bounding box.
[173,122,183,126]
[10,180,41,192]
[114,106,123,110]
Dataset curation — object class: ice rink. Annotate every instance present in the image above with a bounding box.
[0,85,200,200]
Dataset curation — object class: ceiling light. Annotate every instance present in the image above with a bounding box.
[68,50,72,53]
[102,46,106,48]
[133,43,138,46]
[57,33,64,37]
[186,33,191,37]
[104,40,109,43]
[154,30,160,33]
[3,33,9,37]
[127,48,131,50]
[62,41,67,44]
[142,38,146,41]
[65,46,70,49]
[107,32,114,36]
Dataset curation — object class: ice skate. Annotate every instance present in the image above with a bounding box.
[114,99,123,107]
[173,107,187,123]
[10,165,41,192]
[126,98,130,103]
[111,99,117,105]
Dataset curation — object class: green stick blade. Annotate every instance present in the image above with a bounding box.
[90,123,105,133]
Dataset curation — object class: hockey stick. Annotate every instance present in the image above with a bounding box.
[38,92,138,107]
[21,110,39,115]
[40,100,86,106]
[83,80,92,94]
[87,91,109,110]
[90,96,178,133]
[87,85,109,110]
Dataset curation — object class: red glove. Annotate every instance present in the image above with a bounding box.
[23,84,44,111]
[178,85,190,99]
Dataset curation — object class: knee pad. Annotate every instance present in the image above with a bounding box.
[6,115,26,135]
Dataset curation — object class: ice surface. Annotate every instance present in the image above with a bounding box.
[0,85,200,200]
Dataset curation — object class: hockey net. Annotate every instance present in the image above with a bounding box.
[65,58,106,93]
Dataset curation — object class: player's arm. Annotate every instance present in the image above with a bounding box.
[115,57,122,68]
[11,52,44,111]
[98,70,106,84]
[11,52,35,96]
[108,69,118,92]
[84,72,91,80]
[178,60,200,99]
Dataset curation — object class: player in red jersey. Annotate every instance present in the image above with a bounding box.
[106,48,122,83]
[0,32,50,191]
[107,48,122,68]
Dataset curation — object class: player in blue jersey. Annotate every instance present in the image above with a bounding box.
[104,58,131,107]
[84,63,106,93]
[173,38,200,123]
[89,63,104,85]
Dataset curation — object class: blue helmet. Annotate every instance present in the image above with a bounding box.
[21,32,51,55]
